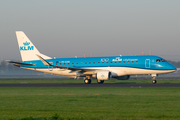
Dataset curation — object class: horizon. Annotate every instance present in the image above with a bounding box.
[1,1,180,61]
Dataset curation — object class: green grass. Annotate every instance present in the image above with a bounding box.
[1,79,180,83]
[0,87,180,120]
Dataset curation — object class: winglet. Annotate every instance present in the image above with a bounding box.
[36,54,52,66]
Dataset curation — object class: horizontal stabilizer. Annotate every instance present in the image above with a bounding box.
[4,60,35,66]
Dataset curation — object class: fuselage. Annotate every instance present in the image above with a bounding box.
[21,55,176,78]
[7,31,177,84]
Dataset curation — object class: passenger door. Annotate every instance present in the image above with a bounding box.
[145,59,150,68]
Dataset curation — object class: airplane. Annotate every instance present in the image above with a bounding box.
[5,31,177,84]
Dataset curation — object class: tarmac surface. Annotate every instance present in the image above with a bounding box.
[0,83,180,87]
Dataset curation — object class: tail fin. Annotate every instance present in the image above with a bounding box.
[16,31,51,61]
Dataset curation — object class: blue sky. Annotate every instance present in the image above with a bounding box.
[0,0,180,61]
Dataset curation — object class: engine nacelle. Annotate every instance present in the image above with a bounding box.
[97,71,111,80]
[113,75,130,80]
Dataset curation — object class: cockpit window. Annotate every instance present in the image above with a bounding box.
[161,59,166,62]
[156,59,166,62]
[156,59,160,62]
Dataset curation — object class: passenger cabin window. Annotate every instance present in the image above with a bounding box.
[119,61,121,63]
[89,62,91,64]
[93,62,95,64]
[76,62,78,65]
[111,61,112,63]
[136,61,138,63]
[64,63,66,65]
[102,62,104,64]
[123,61,125,63]
[106,62,108,64]
[72,63,74,65]
[132,61,134,63]
[85,62,87,64]
[81,62,83,64]
[115,61,117,63]
[98,62,100,64]
[68,63,70,65]
[60,63,61,65]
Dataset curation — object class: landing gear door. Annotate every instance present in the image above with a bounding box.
[145,59,150,68]
[48,62,53,71]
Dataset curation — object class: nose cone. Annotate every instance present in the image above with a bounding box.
[168,64,177,71]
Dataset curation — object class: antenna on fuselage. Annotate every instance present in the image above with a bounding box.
[149,50,151,55]
[142,50,144,55]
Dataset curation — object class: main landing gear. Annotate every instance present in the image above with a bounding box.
[97,80,104,84]
[84,79,91,84]
[84,76,105,84]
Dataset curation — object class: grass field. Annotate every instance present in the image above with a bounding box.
[0,87,180,120]
[1,79,180,84]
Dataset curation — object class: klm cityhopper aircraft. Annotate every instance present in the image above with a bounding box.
[6,31,177,84]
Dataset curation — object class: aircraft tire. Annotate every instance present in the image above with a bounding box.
[97,80,104,84]
[152,80,157,84]
[84,79,91,84]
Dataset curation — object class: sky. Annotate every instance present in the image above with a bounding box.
[0,0,180,61]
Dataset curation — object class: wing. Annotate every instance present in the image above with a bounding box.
[36,55,97,75]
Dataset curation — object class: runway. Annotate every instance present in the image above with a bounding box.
[0,83,180,87]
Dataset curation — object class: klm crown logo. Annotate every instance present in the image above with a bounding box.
[101,74,105,78]
[23,41,30,46]
[20,41,34,51]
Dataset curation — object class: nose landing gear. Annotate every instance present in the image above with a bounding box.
[152,79,157,84]
[152,74,157,84]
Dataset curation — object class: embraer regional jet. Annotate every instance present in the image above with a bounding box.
[6,31,177,84]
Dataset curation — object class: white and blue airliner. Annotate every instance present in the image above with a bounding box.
[6,31,177,84]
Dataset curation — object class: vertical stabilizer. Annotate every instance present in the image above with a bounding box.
[16,31,51,61]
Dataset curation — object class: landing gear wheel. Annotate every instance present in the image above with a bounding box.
[97,80,104,84]
[84,79,91,84]
[152,80,157,84]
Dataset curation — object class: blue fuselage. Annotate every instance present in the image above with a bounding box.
[22,55,176,71]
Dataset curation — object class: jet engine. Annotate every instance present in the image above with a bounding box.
[96,71,111,80]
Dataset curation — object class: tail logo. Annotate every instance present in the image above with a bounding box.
[20,41,34,51]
